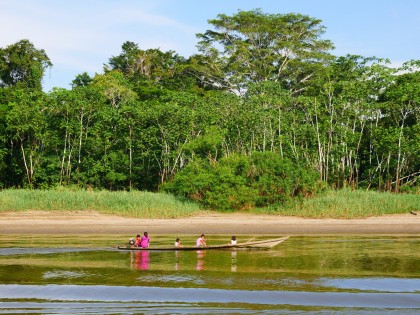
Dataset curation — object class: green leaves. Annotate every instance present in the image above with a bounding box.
[106,41,196,95]
[163,152,320,210]
[0,39,52,90]
[196,9,334,93]
[0,14,419,200]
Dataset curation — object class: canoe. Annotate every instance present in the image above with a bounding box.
[117,236,289,251]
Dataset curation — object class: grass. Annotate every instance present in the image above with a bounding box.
[256,189,420,219]
[0,188,419,219]
[0,188,205,219]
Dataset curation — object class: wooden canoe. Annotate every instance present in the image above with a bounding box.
[117,236,289,251]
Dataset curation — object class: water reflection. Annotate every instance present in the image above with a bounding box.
[127,249,241,273]
[1,284,419,309]
[175,250,180,270]
[43,270,87,280]
[231,251,237,272]
[131,251,150,270]
[196,250,206,271]
[321,277,420,292]
[0,236,419,313]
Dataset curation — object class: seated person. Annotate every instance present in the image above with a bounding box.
[134,234,141,247]
[140,232,150,248]
[196,234,206,247]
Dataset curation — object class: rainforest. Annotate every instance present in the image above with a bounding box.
[0,10,419,211]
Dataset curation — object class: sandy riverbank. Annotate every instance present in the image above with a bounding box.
[0,211,419,235]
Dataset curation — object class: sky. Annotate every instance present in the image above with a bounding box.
[1,0,419,92]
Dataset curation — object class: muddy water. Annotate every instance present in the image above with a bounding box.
[0,235,419,314]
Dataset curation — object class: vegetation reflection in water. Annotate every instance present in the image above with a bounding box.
[0,235,419,313]
[0,235,418,290]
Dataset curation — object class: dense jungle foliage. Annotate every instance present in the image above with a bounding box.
[0,10,419,210]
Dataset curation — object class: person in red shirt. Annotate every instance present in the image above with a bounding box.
[134,234,141,247]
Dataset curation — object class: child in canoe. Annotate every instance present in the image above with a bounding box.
[196,234,207,247]
[134,234,141,247]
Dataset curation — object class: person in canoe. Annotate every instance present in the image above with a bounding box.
[140,232,150,248]
[174,238,181,248]
[134,234,141,247]
[196,234,207,247]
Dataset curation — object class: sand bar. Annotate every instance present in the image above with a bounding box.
[0,211,419,235]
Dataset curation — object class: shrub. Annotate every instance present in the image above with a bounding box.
[162,152,321,210]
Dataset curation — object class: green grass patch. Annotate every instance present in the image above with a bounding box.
[255,189,420,218]
[0,188,205,219]
[0,188,419,219]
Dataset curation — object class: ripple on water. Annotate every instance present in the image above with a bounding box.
[0,284,419,310]
[0,301,417,315]
[0,248,97,256]
[137,274,206,285]
[320,277,420,293]
[43,270,89,280]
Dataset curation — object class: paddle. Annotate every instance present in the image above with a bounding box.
[245,237,256,243]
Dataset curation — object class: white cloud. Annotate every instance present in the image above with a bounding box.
[0,0,199,83]
[113,7,198,33]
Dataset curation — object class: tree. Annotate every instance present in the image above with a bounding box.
[5,89,49,186]
[194,9,334,94]
[378,60,420,191]
[91,71,137,189]
[71,72,93,88]
[0,39,52,90]
[106,41,198,95]
[312,55,394,187]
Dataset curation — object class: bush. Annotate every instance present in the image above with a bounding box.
[162,152,321,210]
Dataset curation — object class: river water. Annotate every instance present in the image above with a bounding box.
[0,235,418,314]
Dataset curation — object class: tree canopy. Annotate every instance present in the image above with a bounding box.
[193,9,334,94]
[0,39,52,90]
[0,10,419,209]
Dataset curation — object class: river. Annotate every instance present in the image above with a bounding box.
[0,235,419,314]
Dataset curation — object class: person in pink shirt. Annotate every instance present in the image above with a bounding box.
[196,234,206,247]
[140,232,150,248]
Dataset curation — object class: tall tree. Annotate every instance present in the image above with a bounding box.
[5,90,49,186]
[0,39,52,90]
[377,60,420,191]
[91,71,137,189]
[194,9,334,94]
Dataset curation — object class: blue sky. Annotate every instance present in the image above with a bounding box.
[1,0,419,91]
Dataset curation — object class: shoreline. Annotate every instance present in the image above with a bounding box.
[1,211,419,235]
